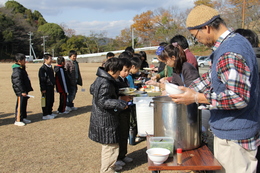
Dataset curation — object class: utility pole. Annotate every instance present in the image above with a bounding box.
[27,31,36,60]
[28,32,33,58]
[242,0,246,28]
[131,27,134,49]
[41,36,48,54]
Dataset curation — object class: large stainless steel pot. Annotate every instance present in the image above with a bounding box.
[152,96,201,150]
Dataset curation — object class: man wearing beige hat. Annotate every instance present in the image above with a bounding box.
[169,5,260,173]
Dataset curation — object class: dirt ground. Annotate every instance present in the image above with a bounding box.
[0,62,150,173]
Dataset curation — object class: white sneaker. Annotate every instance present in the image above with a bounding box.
[71,107,78,111]
[23,118,31,124]
[14,121,26,126]
[65,106,72,112]
[115,160,125,167]
[42,115,54,120]
[123,156,133,163]
[113,165,122,172]
[50,113,57,118]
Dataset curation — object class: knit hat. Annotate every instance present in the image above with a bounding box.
[186,5,220,30]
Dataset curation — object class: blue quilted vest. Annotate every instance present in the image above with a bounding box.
[209,33,260,140]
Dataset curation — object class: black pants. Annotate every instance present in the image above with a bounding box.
[117,109,131,160]
[57,92,67,113]
[42,86,54,116]
[15,95,29,121]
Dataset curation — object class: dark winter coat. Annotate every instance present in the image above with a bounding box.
[11,64,33,96]
[88,67,127,144]
[64,60,82,87]
[38,64,55,91]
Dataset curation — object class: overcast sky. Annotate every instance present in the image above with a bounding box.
[0,0,195,38]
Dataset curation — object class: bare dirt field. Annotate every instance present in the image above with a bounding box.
[0,62,149,173]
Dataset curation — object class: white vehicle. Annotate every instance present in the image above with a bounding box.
[198,57,211,67]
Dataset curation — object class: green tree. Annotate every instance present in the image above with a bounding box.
[60,35,88,55]
[37,23,66,55]
[5,1,26,14]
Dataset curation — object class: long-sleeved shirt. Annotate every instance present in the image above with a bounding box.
[189,31,250,110]
[189,31,259,150]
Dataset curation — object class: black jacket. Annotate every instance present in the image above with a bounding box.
[11,64,33,96]
[88,67,127,144]
[38,64,55,91]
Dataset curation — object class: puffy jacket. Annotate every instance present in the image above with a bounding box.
[88,67,127,144]
[38,64,55,91]
[11,64,33,96]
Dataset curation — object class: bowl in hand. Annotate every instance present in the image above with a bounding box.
[146,148,170,165]
[165,83,184,94]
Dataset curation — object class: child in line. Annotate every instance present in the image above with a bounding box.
[11,53,33,126]
[64,50,82,112]
[125,57,142,144]
[88,58,131,173]
[101,52,115,67]
[126,57,141,88]
[38,54,56,120]
[54,56,70,114]
[115,58,133,168]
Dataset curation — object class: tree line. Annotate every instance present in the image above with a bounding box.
[0,0,259,60]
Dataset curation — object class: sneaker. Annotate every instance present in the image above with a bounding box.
[57,110,70,114]
[113,165,122,172]
[23,118,31,124]
[50,113,57,118]
[14,121,26,126]
[71,107,78,111]
[115,160,125,167]
[123,156,133,163]
[65,106,72,112]
[42,115,54,120]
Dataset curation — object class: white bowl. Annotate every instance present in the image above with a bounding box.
[165,83,184,94]
[146,148,170,165]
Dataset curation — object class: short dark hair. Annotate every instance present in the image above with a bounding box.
[234,29,259,48]
[43,54,52,60]
[208,17,226,30]
[104,57,123,74]
[118,51,133,59]
[170,35,189,49]
[69,50,77,57]
[14,53,26,62]
[139,51,147,61]
[130,57,142,68]
[106,52,115,58]
[57,56,65,65]
[125,46,134,55]
[119,58,132,69]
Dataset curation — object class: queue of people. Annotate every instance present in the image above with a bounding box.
[11,50,82,126]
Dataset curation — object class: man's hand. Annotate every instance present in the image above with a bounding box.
[169,86,196,105]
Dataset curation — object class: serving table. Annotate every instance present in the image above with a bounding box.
[147,137,222,173]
